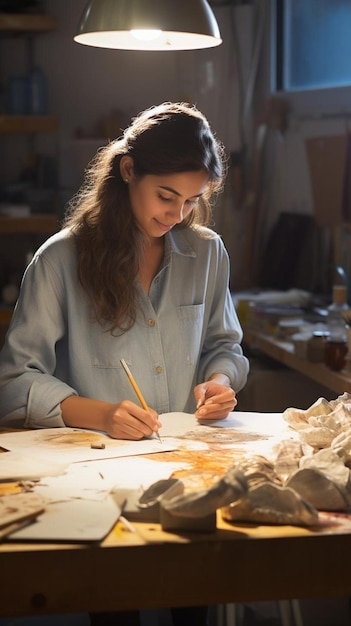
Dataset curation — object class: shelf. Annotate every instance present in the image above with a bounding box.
[0,12,59,347]
[0,13,57,34]
[0,115,58,133]
[0,214,59,233]
[244,326,351,395]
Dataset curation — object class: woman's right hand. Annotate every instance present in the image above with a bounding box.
[61,395,161,440]
[103,400,161,440]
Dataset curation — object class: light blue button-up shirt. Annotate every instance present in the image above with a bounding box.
[0,225,249,428]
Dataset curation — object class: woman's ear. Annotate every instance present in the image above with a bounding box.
[120,156,134,183]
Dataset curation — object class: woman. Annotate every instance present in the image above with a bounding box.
[0,102,249,625]
[0,101,248,434]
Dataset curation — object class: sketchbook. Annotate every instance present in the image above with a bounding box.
[8,494,121,542]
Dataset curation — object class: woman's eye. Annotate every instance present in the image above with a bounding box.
[158,194,173,203]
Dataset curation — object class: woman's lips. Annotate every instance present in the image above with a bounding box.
[154,218,174,232]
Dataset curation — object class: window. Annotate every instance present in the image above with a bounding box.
[275,0,351,92]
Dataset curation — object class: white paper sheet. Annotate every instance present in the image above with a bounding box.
[1,412,295,541]
[0,413,293,480]
[29,457,188,503]
[4,456,186,541]
[158,411,296,458]
[0,451,68,482]
[159,410,290,437]
[0,426,177,464]
[9,494,121,542]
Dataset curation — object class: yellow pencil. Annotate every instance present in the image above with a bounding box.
[120,358,162,442]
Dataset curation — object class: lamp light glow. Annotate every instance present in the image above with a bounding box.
[74,0,222,51]
[131,30,162,42]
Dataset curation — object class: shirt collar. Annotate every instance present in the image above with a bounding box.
[166,228,197,259]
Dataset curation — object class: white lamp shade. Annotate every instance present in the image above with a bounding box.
[74,0,222,51]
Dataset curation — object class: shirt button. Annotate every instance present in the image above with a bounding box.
[148,319,155,327]
[155,366,163,375]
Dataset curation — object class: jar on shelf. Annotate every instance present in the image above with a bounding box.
[307,330,329,363]
[324,285,349,371]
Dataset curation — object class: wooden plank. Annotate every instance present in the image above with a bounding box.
[0,115,58,133]
[1,521,351,616]
[244,327,351,394]
[0,14,56,33]
[0,214,59,233]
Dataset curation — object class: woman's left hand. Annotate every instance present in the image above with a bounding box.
[194,377,237,420]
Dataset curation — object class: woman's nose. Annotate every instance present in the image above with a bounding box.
[170,202,185,223]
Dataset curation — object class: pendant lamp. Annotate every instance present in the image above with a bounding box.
[74,0,222,51]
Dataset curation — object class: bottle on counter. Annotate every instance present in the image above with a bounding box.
[324,285,349,371]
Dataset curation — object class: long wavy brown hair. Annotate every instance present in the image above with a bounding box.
[63,102,227,333]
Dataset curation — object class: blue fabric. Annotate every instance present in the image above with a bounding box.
[0,226,248,428]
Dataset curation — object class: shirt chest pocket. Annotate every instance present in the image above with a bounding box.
[177,303,205,366]
[89,334,145,403]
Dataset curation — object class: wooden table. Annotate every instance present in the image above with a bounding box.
[2,513,351,618]
[244,326,351,395]
[2,437,351,619]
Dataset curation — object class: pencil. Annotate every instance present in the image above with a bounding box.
[120,358,162,442]
[119,515,136,533]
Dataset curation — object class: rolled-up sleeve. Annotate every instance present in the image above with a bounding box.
[0,242,77,428]
[197,235,249,391]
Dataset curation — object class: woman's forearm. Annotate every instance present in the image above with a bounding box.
[207,372,231,386]
[61,395,111,431]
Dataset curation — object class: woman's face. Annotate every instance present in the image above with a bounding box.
[121,158,209,241]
